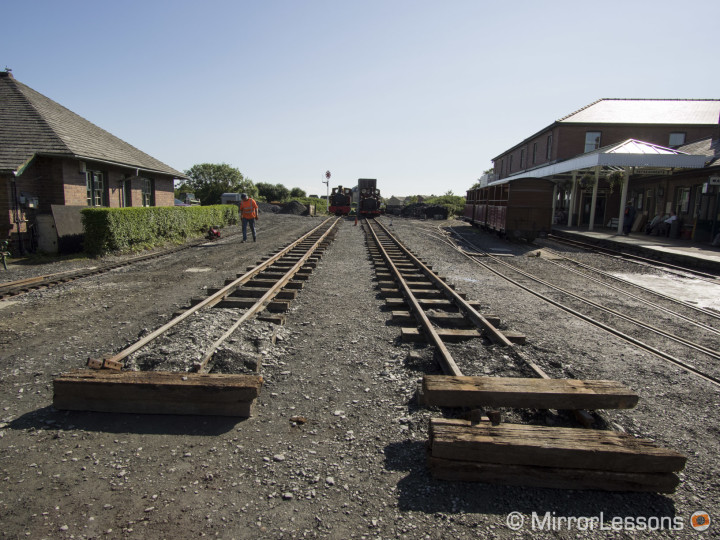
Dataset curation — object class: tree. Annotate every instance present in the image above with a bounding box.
[256,182,290,202]
[181,163,256,205]
[425,193,466,217]
[290,187,306,198]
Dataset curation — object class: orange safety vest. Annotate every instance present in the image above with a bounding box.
[239,198,258,219]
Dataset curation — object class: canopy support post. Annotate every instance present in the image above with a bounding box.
[567,171,578,227]
[617,167,630,235]
[588,166,600,231]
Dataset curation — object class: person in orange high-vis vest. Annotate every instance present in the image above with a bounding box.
[239,193,259,242]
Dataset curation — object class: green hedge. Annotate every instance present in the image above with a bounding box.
[81,205,239,255]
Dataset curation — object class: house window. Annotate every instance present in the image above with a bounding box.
[86,171,106,206]
[520,149,526,169]
[584,131,601,153]
[142,178,155,207]
[532,142,537,165]
[669,132,686,146]
[121,177,132,207]
[508,155,513,173]
[546,134,552,160]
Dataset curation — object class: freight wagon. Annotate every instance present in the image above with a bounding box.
[464,178,554,242]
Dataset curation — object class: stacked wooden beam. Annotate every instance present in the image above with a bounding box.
[423,375,685,492]
[428,418,686,492]
[54,370,262,417]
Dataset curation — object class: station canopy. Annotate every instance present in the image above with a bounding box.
[497,139,709,185]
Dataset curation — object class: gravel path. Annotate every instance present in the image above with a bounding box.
[0,213,718,539]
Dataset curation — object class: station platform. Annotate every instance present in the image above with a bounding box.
[549,226,720,275]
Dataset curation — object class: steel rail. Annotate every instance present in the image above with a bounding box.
[368,219,551,379]
[439,228,720,388]
[196,218,340,372]
[541,256,720,334]
[93,218,335,369]
[541,247,720,323]
[480,252,720,361]
[449,225,720,343]
[0,230,231,299]
[547,234,720,284]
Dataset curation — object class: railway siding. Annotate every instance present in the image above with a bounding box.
[363,218,687,493]
[53,218,341,416]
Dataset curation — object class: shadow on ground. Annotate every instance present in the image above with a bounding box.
[383,440,677,520]
[9,405,243,436]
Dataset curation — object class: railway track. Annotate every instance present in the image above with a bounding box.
[442,225,720,388]
[363,217,545,378]
[364,218,686,492]
[546,233,720,283]
[0,222,290,300]
[53,218,340,415]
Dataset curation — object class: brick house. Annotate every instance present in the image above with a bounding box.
[0,70,186,253]
[487,99,720,241]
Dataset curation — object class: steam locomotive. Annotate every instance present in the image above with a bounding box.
[358,178,381,218]
[329,186,352,216]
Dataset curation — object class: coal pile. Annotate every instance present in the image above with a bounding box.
[258,202,281,213]
[279,201,307,215]
[400,203,449,219]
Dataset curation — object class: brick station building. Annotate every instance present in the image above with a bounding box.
[487,99,720,242]
[0,70,185,254]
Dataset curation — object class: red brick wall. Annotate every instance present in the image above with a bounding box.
[62,159,88,206]
[154,177,174,206]
[493,124,717,180]
[555,125,717,160]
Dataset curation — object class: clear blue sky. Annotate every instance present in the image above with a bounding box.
[3,0,719,198]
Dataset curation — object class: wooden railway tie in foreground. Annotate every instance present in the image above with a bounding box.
[421,375,639,410]
[427,418,686,493]
[54,370,263,417]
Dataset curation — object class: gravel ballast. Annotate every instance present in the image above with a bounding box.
[0,213,718,539]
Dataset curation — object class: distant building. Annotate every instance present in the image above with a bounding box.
[385,196,405,215]
[492,98,720,180]
[482,98,720,241]
[0,70,186,253]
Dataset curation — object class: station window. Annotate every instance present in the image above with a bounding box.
[142,177,155,207]
[546,134,552,160]
[532,142,537,165]
[508,155,513,173]
[669,132,686,147]
[584,131,601,153]
[520,149,526,169]
[676,187,691,214]
[86,170,106,207]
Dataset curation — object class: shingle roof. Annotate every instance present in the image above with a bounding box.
[559,98,720,125]
[0,71,185,177]
[678,137,720,167]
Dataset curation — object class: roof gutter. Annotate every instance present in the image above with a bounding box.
[11,152,188,179]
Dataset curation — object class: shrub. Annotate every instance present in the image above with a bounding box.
[82,205,238,255]
[288,197,328,215]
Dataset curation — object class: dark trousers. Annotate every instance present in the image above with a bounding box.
[242,218,256,240]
